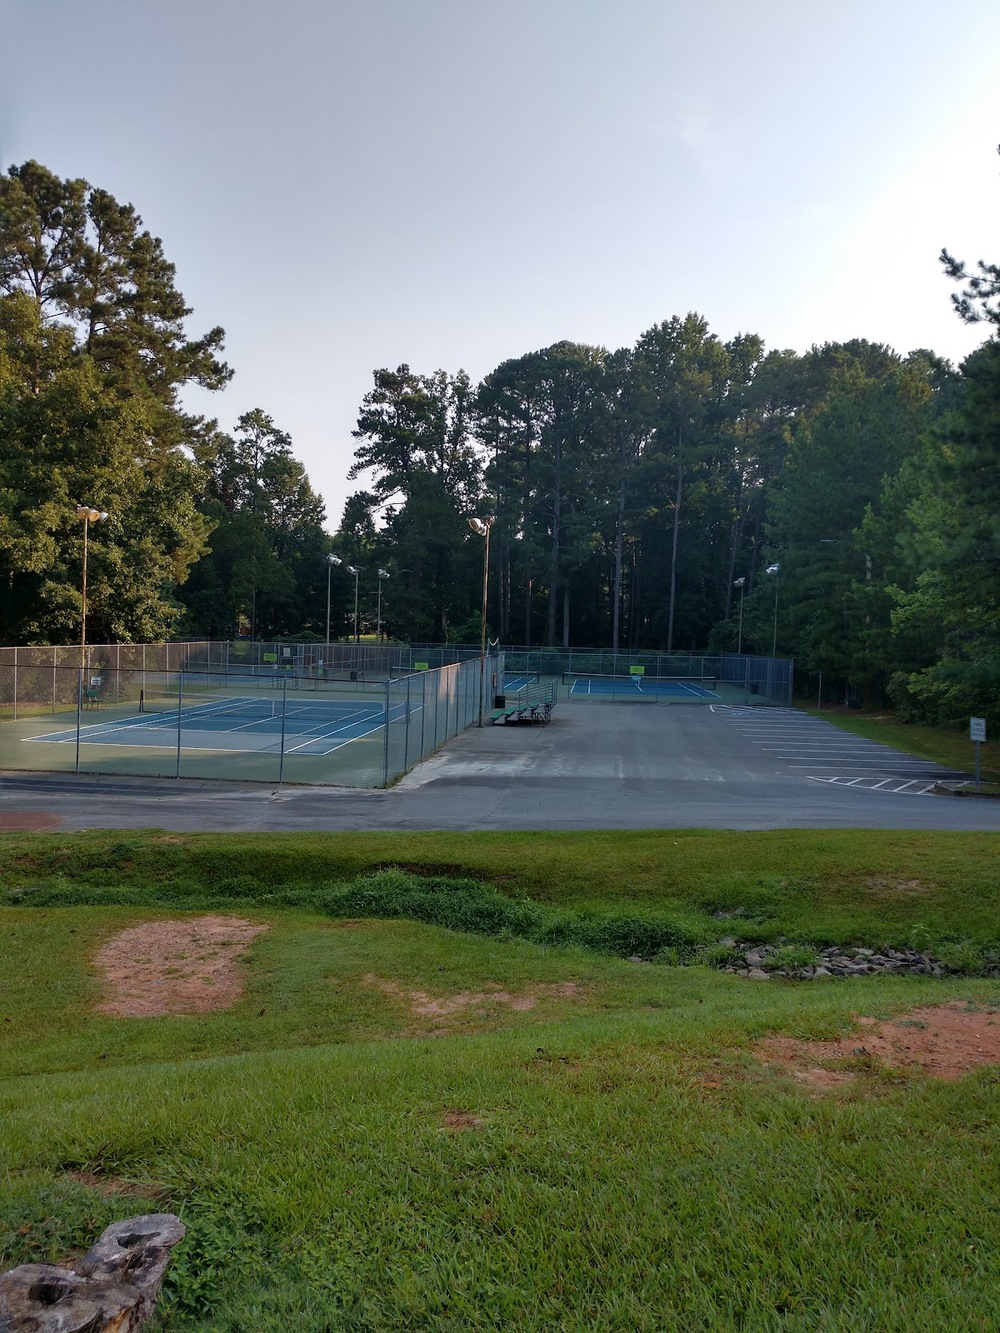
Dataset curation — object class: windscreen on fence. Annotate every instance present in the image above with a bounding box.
[0,651,501,787]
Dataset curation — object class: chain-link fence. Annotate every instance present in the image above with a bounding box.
[496,647,793,706]
[0,650,501,787]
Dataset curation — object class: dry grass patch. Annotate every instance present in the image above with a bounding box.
[93,915,268,1017]
[863,876,931,897]
[363,973,582,1030]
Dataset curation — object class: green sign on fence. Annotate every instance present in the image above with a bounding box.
[629,665,645,676]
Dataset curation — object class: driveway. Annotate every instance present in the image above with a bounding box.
[0,701,997,832]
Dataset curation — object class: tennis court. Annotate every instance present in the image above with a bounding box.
[563,672,719,699]
[0,655,499,786]
[24,694,393,757]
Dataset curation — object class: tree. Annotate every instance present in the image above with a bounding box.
[940,145,1000,328]
[763,348,948,696]
[0,295,212,642]
[0,161,233,645]
[634,314,732,651]
[348,366,482,641]
[887,340,1000,727]
[180,410,327,639]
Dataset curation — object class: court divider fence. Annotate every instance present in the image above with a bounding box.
[502,647,792,706]
[0,651,502,788]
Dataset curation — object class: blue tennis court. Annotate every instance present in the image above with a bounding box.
[566,675,718,698]
[502,674,536,693]
[24,695,407,756]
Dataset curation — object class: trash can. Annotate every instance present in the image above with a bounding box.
[350,670,358,681]
[494,694,506,708]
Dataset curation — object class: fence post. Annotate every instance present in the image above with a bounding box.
[420,671,426,759]
[278,676,288,783]
[74,670,82,774]
[382,680,390,787]
[175,673,183,778]
[12,647,16,722]
[403,674,411,773]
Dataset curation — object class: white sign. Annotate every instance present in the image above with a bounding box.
[970,717,987,742]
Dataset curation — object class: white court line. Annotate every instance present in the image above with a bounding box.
[24,700,403,759]
[282,702,422,755]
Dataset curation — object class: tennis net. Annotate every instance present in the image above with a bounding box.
[562,672,717,690]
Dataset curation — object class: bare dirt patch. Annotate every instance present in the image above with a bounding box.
[863,875,930,897]
[93,915,268,1017]
[364,973,581,1023]
[441,1110,482,1130]
[65,1171,166,1202]
[757,1001,1000,1087]
[0,812,62,831]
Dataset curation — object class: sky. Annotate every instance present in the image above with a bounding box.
[4,0,999,531]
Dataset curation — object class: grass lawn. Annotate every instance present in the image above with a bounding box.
[2,829,1000,1330]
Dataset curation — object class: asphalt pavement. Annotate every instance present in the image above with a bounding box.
[1,700,998,833]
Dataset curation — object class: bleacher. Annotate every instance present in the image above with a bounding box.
[490,679,557,726]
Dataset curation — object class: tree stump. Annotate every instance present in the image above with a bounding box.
[0,1213,185,1332]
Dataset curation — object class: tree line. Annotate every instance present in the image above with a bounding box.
[2,157,999,730]
[0,161,330,645]
[344,312,999,730]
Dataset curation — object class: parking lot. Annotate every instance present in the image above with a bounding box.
[1,700,998,833]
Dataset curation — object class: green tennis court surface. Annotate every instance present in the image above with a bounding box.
[25,694,395,756]
[564,673,718,698]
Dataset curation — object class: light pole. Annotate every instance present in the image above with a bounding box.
[765,563,781,658]
[326,554,359,645]
[76,505,108,668]
[733,576,746,655]
[468,516,493,726]
[324,553,339,652]
[376,569,390,643]
[348,564,359,644]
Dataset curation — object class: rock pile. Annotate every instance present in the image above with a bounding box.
[724,943,994,981]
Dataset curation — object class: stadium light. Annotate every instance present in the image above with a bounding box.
[76,505,108,668]
[765,563,781,658]
[346,564,360,644]
[733,576,746,655]
[325,553,340,651]
[326,554,360,646]
[376,569,390,643]
[468,517,494,725]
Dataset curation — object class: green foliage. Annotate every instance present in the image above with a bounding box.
[0,161,233,645]
[180,410,328,639]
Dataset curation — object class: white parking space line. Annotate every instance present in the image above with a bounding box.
[714,703,967,795]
